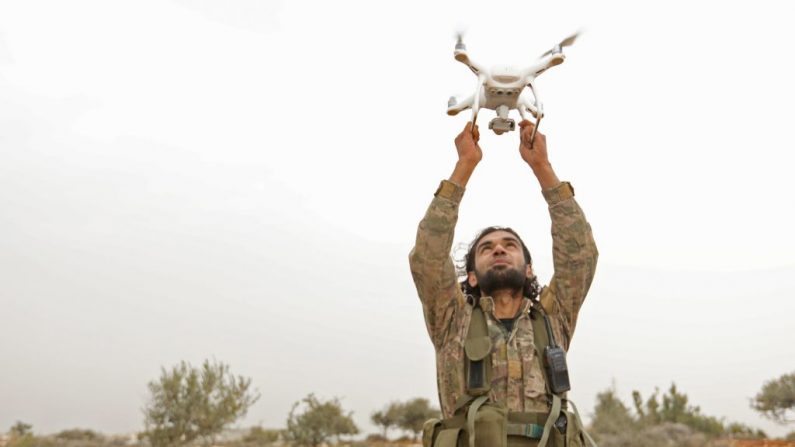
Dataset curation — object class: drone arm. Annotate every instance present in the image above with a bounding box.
[447,94,474,116]
[520,53,565,79]
[454,51,487,76]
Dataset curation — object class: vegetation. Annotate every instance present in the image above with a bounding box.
[395,398,440,441]
[6,422,35,447]
[8,371,795,446]
[370,398,441,441]
[285,393,358,446]
[243,426,281,444]
[54,428,101,441]
[371,401,402,438]
[4,423,131,447]
[590,383,767,447]
[141,359,260,447]
[9,422,32,438]
[223,426,284,447]
[752,372,795,424]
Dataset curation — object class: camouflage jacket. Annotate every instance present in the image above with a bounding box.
[409,179,598,418]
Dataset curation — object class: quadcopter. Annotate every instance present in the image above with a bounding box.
[447,32,581,139]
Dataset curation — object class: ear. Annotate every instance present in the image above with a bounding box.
[525,264,534,278]
[467,271,478,287]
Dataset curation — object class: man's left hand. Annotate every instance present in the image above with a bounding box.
[518,120,549,170]
[519,120,560,190]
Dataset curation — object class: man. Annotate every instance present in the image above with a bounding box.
[409,120,598,428]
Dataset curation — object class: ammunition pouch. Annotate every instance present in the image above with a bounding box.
[422,406,587,447]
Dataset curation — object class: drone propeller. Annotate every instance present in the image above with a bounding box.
[454,29,467,51]
[540,30,582,57]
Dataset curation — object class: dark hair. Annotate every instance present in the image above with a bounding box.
[460,226,541,300]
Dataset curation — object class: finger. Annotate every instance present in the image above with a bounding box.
[519,120,534,142]
[464,121,473,132]
[518,120,534,129]
[520,128,532,147]
[472,124,480,142]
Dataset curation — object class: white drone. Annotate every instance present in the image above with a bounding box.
[447,31,581,138]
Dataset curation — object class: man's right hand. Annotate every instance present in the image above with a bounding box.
[454,122,482,166]
[449,122,482,187]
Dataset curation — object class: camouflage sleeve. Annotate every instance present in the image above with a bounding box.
[540,181,598,349]
[409,180,467,349]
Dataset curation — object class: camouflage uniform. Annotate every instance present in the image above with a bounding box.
[409,180,598,418]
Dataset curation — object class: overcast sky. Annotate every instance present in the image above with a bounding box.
[1,0,794,439]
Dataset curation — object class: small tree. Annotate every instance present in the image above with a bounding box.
[9,422,32,438]
[752,372,795,424]
[371,401,402,439]
[397,398,440,441]
[591,386,635,436]
[7,422,34,447]
[142,359,260,447]
[633,388,661,426]
[637,383,725,436]
[285,393,359,447]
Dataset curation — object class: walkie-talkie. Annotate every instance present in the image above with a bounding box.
[540,309,571,394]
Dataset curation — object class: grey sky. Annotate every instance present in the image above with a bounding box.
[1,0,794,439]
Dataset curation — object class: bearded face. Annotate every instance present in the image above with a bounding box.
[466,229,534,298]
[475,264,527,296]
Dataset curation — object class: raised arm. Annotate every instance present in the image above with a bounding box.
[518,121,598,348]
[409,123,481,349]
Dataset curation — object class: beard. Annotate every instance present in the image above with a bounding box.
[475,265,527,296]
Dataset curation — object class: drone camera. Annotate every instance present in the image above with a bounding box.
[488,117,516,135]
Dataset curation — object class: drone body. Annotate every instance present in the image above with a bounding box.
[447,32,580,135]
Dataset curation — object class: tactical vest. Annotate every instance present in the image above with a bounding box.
[422,297,598,447]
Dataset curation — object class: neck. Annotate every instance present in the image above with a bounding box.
[489,289,523,319]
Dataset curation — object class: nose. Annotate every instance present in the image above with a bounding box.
[493,243,507,255]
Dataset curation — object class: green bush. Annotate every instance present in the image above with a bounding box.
[752,371,795,424]
[141,359,260,447]
[590,383,768,447]
[54,428,101,441]
[285,393,359,447]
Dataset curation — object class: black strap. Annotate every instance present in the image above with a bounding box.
[529,303,555,396]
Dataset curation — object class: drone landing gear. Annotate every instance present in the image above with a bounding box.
[488,105,516,135]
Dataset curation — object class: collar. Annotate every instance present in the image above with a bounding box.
[475,296,533,318]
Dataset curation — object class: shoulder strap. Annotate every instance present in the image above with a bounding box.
[529,303,554,395]
[529,304,559,447]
